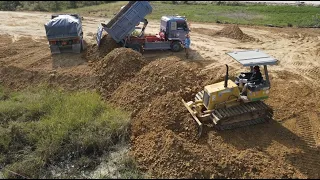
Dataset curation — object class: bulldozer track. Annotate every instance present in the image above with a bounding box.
[212,101,273,130]
[214,117,268,130]
[295,115,320,178]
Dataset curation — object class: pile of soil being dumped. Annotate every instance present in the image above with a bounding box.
[215,24,256,42]
[108,56,206,112]
[84,34,120,61]
[95,48,148,99]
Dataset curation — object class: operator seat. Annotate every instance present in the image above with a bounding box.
[247,78,268,92]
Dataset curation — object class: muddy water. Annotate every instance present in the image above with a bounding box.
[49,145,129,179]
[90,145,129,178]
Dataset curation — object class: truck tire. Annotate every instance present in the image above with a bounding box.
[128,44,143,54]
[171,41,182,52]
[80,39,83,52]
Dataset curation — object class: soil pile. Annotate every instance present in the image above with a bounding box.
[106,57,311,178]
[316,43,320,56]
[95,48,148,99]
[128,89,301,179]
[216,25,256,41]
[108,56,206,112]
[0,35,96,91]
[85,34,120,61]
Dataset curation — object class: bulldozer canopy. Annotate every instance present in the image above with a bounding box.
[227,50,278,67]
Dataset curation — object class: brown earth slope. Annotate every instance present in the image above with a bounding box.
[0,11,319,179]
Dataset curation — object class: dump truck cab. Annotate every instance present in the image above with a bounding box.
[160,16,190,42]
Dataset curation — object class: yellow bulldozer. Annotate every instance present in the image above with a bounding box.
[182,50,278,137]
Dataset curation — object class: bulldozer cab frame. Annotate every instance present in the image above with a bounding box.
[226,49,278,88]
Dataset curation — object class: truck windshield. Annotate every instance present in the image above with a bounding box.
[177,21,188,30]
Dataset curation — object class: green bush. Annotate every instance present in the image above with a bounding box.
[0,85,131,178]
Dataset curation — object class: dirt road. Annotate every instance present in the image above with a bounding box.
[0,11,320,178]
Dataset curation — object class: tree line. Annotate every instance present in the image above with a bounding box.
[0,1,115,11]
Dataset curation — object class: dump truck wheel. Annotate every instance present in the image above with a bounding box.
[80,39,84,52]
[171,41,182,52]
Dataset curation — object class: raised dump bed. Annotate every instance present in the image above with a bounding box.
[102,1,152,43]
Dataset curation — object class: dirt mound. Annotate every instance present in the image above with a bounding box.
[216,25,256,41]
[0,34,96,91]
[108,56,206,112]
[112,61,312,178]
[0,34,12,46]
[316,43,320,56]
[95,48,148,99]
[130,92,199,141]
[84,34,120,61]
[129,93,300,178]
[0,65,96,91]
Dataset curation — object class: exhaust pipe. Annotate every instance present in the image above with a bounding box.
[224,64,229,88]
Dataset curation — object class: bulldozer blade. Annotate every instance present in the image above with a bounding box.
[182,99,203,138]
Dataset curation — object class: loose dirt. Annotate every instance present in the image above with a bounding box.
[215,24,257,41]
[1,11,320,179]
[108,57,208,112]
[85,34,120,62]
[95,47,148,99]
[0,34,95,91]
[192,24,257,42]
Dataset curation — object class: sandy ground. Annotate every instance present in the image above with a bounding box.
[0,11,320,178]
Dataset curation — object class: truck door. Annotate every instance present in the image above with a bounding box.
[168,20,189,41]
[176,20,189,40]
[168,20,177,39]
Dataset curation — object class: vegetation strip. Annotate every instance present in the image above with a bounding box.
[0,85,142,178]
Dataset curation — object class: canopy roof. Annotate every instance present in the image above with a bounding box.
[227,50,278,66]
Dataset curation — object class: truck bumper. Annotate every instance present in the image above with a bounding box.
[49,43,82,54]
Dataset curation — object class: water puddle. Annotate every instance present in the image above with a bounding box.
[49,144,129,179]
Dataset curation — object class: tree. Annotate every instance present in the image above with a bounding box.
[69,1,77,8]
[52,1,61,11]
[0,1,21,11]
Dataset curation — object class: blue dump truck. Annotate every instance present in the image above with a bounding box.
[45,14,84,54]
[96,1,190,53]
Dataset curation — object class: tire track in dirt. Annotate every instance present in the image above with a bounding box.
[295,114,320,178]
[297,114,317,148]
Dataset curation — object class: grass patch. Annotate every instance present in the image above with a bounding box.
[0,85,132,178]
[99,153,146,179]
[58,1,320,27]
[117,155,146,179]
